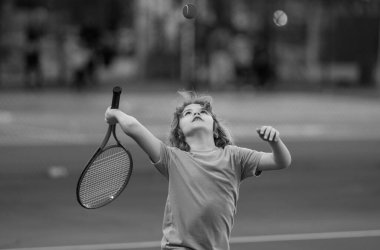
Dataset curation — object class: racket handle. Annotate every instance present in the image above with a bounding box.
[111,86,122,109]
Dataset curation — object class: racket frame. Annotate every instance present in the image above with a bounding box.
[76,86,133,209]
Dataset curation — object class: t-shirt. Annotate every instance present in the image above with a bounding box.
[153,142,264,250]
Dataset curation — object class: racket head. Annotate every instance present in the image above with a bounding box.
[77,142,133,209]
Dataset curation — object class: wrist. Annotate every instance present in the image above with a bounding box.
[268,137,281,146]
[118,113,138,132]
[113,110,124,123]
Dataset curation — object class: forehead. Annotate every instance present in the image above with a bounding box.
[183,103,204,111]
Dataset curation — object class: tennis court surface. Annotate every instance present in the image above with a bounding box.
[1,90,380,249]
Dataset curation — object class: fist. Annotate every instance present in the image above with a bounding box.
[256,126,280,142]
[105,106,119,125]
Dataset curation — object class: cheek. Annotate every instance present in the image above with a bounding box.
[179,118,188,131]
[207,117,215,128]
[199,117,214,132]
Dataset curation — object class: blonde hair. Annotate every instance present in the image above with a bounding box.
[169,91,233,151]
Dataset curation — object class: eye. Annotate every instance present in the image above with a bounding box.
[183,111,191,116]
[201,110,208,115]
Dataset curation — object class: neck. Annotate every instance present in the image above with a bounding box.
[185,133,216,152]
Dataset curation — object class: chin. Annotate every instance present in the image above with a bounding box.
[185,126,213,136]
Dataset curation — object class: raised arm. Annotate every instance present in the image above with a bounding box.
[105,107,161,163]
[256,126,291,171]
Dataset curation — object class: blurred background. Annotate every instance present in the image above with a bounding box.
[1,0,380,249]
[1,0,380,91]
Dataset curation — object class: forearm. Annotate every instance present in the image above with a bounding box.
[115,111,161,163]
[268,139,291,169]
[114,110,139,136]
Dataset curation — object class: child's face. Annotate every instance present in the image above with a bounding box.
[179,103,214,136]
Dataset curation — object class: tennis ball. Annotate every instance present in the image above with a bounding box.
[183,4,196,19]
[273,10,288,27]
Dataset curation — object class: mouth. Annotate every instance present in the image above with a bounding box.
[192,117,203,122]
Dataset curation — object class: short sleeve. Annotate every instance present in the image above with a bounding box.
[235,146,264,180]
[151,142,171,178]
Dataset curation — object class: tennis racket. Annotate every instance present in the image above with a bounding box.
[77,86,133,209]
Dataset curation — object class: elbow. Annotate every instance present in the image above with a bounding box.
[278,156,292,170]
[283,156,292,169]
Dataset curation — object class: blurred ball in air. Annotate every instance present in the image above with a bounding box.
[273,10,288,27]
[183,4,196,19]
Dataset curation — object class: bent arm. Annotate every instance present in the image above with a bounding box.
[258,139,291,171]
[107,109,161,163]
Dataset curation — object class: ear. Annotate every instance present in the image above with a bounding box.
[213,131,219,139]
[178,129,183,139]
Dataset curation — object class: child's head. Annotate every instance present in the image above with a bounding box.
[169,91,233,151]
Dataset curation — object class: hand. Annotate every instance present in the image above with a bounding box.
[256,126,280,142]
[105,106,119,125]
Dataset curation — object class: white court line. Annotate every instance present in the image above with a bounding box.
[230,229,380,244]
[4,229,380,250]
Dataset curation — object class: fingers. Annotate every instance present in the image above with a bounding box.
[105,106,118,124]
[269,129,277,142]
[256,126,280,142]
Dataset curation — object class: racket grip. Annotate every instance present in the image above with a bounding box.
[111,86,122,109]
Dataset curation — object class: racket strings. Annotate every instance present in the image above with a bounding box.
[79,147,132,208]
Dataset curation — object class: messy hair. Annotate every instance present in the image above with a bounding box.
[169,91,233,151]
